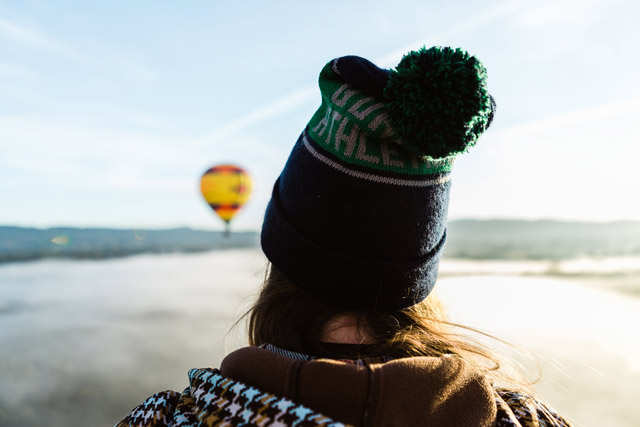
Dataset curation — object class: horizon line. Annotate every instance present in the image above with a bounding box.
[3,216,640,231]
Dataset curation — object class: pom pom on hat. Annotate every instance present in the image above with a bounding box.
[384,46,494,159]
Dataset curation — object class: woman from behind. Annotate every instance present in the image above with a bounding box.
[117,46,572,427]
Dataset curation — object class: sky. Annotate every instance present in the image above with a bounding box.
[1,0,639,231]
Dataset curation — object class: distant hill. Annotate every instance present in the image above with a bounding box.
[0,227,259,263]
[1,220,639,263]
[444,219,640,260]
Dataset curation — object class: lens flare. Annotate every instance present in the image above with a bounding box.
[134,230,147,241]
[51,235,70,245]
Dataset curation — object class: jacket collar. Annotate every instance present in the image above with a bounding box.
[221,345,497,427]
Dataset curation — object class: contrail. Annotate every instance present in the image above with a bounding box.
[194,86,316,149]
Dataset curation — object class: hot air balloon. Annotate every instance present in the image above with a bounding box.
[200,164,252,236]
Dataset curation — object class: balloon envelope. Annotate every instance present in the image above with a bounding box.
[200,165,252,224]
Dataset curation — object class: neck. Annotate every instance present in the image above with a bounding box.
[320,314,374,344]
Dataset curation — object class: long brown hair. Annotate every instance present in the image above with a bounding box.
[245,263,536,390]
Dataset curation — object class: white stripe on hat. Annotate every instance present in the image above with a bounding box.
[302,133,450,187]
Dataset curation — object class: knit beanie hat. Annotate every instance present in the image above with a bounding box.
[261,46,495,310]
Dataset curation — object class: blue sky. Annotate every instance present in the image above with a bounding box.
[1,0,639,230]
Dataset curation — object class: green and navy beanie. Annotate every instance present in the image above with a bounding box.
[261,46,495,310]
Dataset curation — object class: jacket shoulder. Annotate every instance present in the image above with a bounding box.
[494,389,572,427]
[115,368,350,427]
[115,389,189,427]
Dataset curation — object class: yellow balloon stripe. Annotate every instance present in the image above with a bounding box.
[200,164,252,224]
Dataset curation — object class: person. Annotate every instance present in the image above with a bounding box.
[116,46,572,427]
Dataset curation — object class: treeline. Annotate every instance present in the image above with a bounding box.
[1,219,639,264]
[444,219,640,260]
[0,227,259,263]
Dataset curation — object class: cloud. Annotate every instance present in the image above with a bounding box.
[0,115,198,191]
[111,55,161,85]
[496,97,640,139]
[374,0,534,67]
[505,0,625,60]
[0,112,290,228]
[0,17,88,64]
[0,17,158,84]
[0,62,37,79]
[116,112,180,133]
[509,0,614,31]
[450,97,640,221]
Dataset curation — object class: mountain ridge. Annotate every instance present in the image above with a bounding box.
[1,219,639,264]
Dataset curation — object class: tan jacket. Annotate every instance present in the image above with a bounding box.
[117,346,571,426]
[221,346,496,427]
